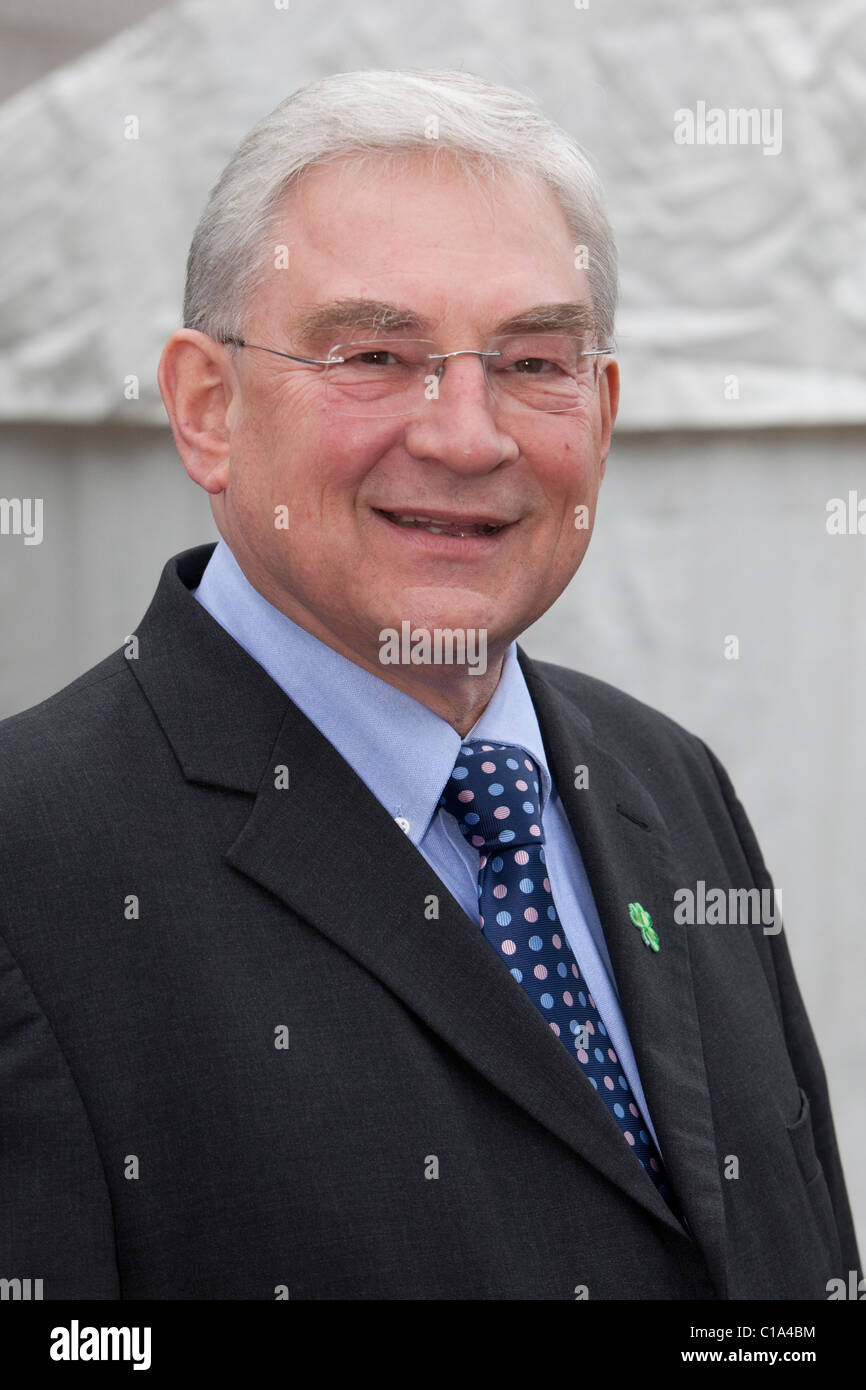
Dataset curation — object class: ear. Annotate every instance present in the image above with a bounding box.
[157,330,239,494]
[597,357,620,478]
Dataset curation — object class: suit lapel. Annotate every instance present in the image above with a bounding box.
[518,647,729,1292]
[131,549,721,1266]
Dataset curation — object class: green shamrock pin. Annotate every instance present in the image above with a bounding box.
[629,901,659,952]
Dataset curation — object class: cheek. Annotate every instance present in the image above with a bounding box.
[246,418,401,537]
[234,386,335,496]
[526,432,604,567]
[272,401,403,504]
[533,428,603,512]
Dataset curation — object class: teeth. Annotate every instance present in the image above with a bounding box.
[383,511,503,536]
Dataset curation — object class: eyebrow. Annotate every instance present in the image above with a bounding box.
[293,298,597,344]
[494,302,597,338]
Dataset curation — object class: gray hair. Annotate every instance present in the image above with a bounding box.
[183,68,617,345]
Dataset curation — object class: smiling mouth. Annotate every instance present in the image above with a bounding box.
[375,508,512,537]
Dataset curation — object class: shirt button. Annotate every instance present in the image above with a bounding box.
[395,816,411,834]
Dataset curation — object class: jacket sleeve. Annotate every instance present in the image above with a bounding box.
[699,739,862,1279]
[0,929,120,1299]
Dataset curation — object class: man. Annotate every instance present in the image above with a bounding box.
[0,68,859,1300]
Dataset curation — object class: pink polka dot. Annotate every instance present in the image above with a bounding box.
[562,991,573,1006]
[604,1076,614,1090]
[543,878,551,892]
[571,964,579,978]
[458,789,474,802]
[524,759,533,770]
[515,779,528,791]
[481,744,494,751]
[577,1048,588,1063]
[588,994,595,1009]
[501,939,517,955]
[624,1130,635,1145]
[608,1048,618,1063]
[481,761,496,773]
[549,1022,561,1036]
[629,1103,639,1118]
[586,1020,595,1034]
[534,964,548,979]
[493,884,507,899]
[471,834,484,847]
[493,806,509,819]
[514,849,529,865]
[649,1156,660,1172]
[524,907,538,922]
[551,933,562,949]
[529,824,541,837]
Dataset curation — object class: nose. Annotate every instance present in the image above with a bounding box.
[402,351,520,474]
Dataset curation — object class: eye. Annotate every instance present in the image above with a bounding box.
[510,356,558,375]
[492,336,580,376]
[344,350,400,367]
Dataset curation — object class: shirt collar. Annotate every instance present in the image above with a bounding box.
[193,539,553,846]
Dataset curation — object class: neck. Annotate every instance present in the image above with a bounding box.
[224,552,508,735]
[306,629,506,736]
[350,656,506,736]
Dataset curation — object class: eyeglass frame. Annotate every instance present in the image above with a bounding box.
[217,333,616,414]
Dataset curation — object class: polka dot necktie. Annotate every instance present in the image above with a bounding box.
[439,741,674,1208]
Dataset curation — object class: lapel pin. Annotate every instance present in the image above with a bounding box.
[629,902,659,952]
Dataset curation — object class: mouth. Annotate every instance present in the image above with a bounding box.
[373,508,516,538]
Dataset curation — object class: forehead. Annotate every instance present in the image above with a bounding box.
[251,151,589,335]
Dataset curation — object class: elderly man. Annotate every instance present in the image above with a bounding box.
[0,68,858,1301]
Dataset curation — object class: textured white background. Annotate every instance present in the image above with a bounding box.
[0,0,864,1255]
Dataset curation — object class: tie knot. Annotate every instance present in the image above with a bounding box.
[439,741,543,850]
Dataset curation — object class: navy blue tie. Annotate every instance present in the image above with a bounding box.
[439,740,674,1208]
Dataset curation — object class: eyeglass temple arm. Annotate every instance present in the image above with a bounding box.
[218,336,341,366]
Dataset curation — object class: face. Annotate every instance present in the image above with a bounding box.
[214,153,618,669]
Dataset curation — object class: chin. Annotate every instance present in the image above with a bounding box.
[396,587,509,627]
[391,609,503,640]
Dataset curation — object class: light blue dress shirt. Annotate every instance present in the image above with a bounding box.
[193,539,662,1153]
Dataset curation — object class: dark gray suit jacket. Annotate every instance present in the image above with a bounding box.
[0,544,859,1299]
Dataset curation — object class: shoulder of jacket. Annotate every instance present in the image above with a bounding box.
[527,656,707,754]
[0,648,138,771]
